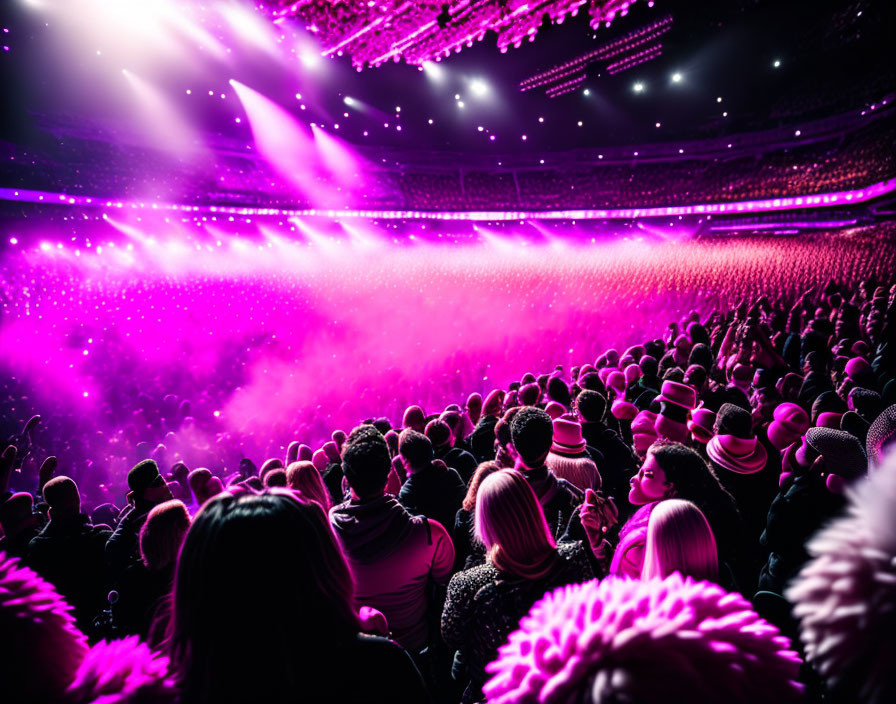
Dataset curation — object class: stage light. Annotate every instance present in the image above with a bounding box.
[457,100,465,108]
[717,96,722,102]
[9,237,18,245]
[577,121,583,127]
[633,82,645,93]
[422,60,445,82]
[671,72,682,83]
[470,79,489,97]
[773,59,781,68]
[583,88,591,96]
[428,118,433,124]
[344,96,355,106]
[477,126,484,131]
[655,122,661,128]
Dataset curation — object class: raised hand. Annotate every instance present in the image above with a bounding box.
[39,456,58,494]
[579,488,619,555]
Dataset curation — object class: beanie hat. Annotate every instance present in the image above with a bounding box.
[550,419,587,457]
[624,364,642,385]
[817,411,844,429]
[466,392,482,418]
[687,408,717,444]
[768,403,810,450]
[632,410,659,456]
[311,449,328,473]
[544,401,566,420]
[606,371,626,397]
[605,348,619,367]
[845,356,875,387]
[623,344,645,361]
[806,426,867,493]
[482,388,505,417]
[867,404,896,472]
[655,381,697,442]
[484,574,803,704]
[127,460,164,495]
[787,450,896,704]
[518,382,541,406]
[850,340,869,356]
[331,430,346,450]
[610,400,639,421]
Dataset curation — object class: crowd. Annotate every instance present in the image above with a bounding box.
[2,231,896,701]
[3,116,893,212]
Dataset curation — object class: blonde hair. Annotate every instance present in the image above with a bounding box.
[140,500,191,572]
[641,499,718,582]
[475,470,557,579]
[286,461,331,511]
[544,452,602,493]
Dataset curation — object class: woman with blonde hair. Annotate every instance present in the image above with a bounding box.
[285,460,331,511]
[442,470,593,703]
[641,499,719,582]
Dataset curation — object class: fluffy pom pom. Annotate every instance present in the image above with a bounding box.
[66,636,176,704]
[483,573,804,704]
[0,551,88,700]
[787,448,896,704]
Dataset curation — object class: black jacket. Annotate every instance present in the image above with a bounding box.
[399,462,467,533]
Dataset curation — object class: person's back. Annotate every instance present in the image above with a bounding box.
[330,426,454,652]
[399,429,466,531]
[26,476,111,631]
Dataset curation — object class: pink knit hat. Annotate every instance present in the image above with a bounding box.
[768,403,810,450]
[687,408,717,444]
[611,400,639,421]
[545,401,566,420]
[632,410,659,456]
[550,419,587,457]
[707,434,768,474]
[816,412,844,429]
[322,441,340,464]
[605,348,619,367]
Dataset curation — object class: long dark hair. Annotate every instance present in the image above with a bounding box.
[648,441,741,552]
[168,489,358,703]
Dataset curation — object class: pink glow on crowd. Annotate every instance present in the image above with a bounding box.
[1,221,892,499]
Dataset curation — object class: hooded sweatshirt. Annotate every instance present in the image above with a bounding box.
[330,495,454,651]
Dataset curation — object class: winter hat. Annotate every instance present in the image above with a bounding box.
[707,404,767,474]
[127,459,164,495]
[845,356,875,388]
[331,430,346,450]
[320,442,339,465]
[311,449,329,473]
[817,412,844,429]
[655,381,697,442]
[518,382,541,406]
[484,574,804,704]
[611,400,639,421]
[520,372,537,385]
[482,388,505,417]
[867,405,896,471]
[812,390,847,425]
[848,387,883,423]
[687,408,717,444]
[550,419,588,457]
[606,371,626,397]
[768,403,811,450]
[787,450,896,704]
[624,364,642,385]
[623,344,645,361]
[401,405,425,431]
[544,401,566,420]
[597,367,614,386]
[851,340,870,357]
[806,426,867,493]
[632,410,659,456]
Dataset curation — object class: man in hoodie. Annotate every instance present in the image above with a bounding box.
[330,425,455,654]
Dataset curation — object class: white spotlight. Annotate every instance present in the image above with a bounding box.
[671,72,682,83]
[773,59,781,68]
[633,82,645,93]
[343,96,355,106]
[422,60,445,82]
[470,79,489,97]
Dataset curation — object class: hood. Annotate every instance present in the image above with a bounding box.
[329,496,416,564]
